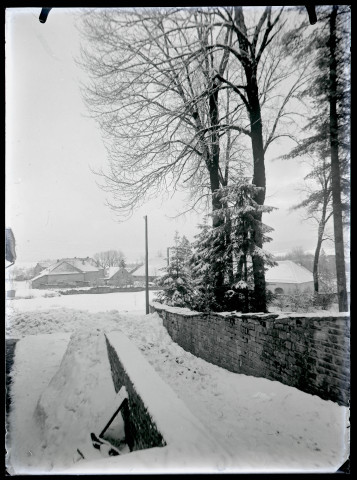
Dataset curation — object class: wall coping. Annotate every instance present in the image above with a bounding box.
[150,301,350,320]
[150,301,203,317]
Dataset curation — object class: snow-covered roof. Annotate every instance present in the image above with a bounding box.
[265,261,313,284]
[131,257,167,277]
[64,258,100,272]
[31,259,101,282]
[106,267,127,279]
[30,266,59,283]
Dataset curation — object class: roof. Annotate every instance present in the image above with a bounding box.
[106,267,130,279]
[64,258,100,272]
[31,258,102,282]
[131,257,167,277]
[265,260,313,284]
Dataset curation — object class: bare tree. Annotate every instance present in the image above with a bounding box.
[78,8,249,222]
[78,7,310,312]
[291,158,333,292]
[93,250,126,268]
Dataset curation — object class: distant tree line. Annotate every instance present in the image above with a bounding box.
[93,250,126,269]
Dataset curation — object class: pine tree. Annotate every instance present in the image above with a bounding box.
[154,232,194,308]
[190,222,227,312]
[190,182,277,313]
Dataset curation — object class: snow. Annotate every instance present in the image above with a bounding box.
[6,281,61,300]
[265,260,314,284]
[150,301,201,316]
[5,291,349,474]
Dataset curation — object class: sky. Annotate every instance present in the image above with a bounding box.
[5,7,335,264]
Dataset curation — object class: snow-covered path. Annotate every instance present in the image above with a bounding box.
[5,291,350,474]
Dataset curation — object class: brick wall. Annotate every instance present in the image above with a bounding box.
[150,303,350,407]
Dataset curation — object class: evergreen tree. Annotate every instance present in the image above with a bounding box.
[190,222,227,312]
[190,182,277,313]
[154,232,194,308]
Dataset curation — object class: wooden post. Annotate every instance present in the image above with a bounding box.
[144,216,149,314]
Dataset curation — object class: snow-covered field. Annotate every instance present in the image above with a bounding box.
[5,290,350,474]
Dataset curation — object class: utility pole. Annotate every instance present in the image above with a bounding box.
[144,215,149,314]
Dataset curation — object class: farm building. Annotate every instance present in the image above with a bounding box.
[265,260,314,295]
[102,266,134,287]
[33,260,55,277]
[30,258,104,289]
[130,256,168,284]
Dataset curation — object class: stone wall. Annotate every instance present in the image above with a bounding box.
[105,335,166,452]
[150,303,350,407]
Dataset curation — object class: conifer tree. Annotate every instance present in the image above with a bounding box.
[190,182,276,312]
[154,232,194,308]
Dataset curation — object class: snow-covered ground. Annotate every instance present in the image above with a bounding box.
[5,291,350,474]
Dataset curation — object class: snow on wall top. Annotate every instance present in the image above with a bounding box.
[265,260,313,284]
[150,301,202,316]
[150,301,349,319]
[105,331,225,455]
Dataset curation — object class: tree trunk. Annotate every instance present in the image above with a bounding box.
[209,81,223,228]
[329,5,348,312]
[224,212,234,286]
[234,6,268,312]
[208,81,226,304]
[313,191,330,292]
[248,82,268,312]
[313,227,324,292]
[243,253,249,313]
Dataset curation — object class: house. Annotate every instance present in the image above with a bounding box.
[30,258,104,289]
[102,267,134,287]
[33,260,55,277]
[265,260,314,295]
[130,256,168,285]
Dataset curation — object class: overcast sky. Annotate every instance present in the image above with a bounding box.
[6,7,330,264]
